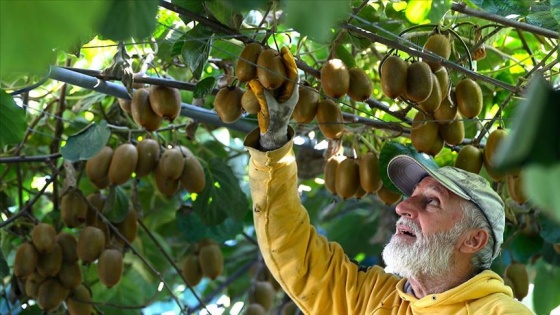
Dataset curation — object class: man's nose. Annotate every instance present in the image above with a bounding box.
[395,195,419,219]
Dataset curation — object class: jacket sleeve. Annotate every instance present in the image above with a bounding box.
[244,127,400,314]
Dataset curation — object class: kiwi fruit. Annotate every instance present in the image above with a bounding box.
[411,111,439,153]
[118,98,132,113]
[359,152,382,193]
[483,151,505,182]
[32,223,57,254]
[85,146,113,189]
[245,303,267,315]
[324,155,345,195]
[419,72,442,112]
[25,272,46,298]
[422,33,451,71]
[77,226,106,264]
[292,85,319,124]
[214,86,244,123]
[98,248,123,288]
[281,300,299,315]
[434,94,457,124]
[149,85,182,121]
[236,42,263,82]
[37,243,63,277]
[86,193,105,226]
[135,138,160,178]
[241,88,260,115]
[14,242,39,277]
[553,243,560,255]
[425,133,444,156]
[316,99,344,140]
[347,67,373,101]
[37,278,69,311]
[439,113,465,145]
[251,281,276,310]
[154,162,180,197]
[321,59,350,98]
[505,262,529,300]
[484,128,508,168]
[405,61,433,103]
[115,208,138,244]
[66,284,93,315]
[380,55,408,99]
[180,155,206,193]
[56,231,78,264]
[434,67,450,99]
[57,261,82,289]
[199,244,223,280]
[455,78,483,119]
[334,158,360,200]
[507,172,527,204]
[256,48,287,90]
[93,219,111,248]
[158,147,185,180]
[107,143,138,185]
[61,189,88,228]
[131,88,163,132]
[182,254,203,287]
[455,145,483,174]
[377,185,402,205]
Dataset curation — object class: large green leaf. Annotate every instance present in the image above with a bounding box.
[427,0,452,23]
[193,77,216,99]
[335,45,356,69]
[284,0,351,43]
[524,163,560,223]
[532,259,560,315]
[182,24,214,80]
[504,225,544,264]
[93,267,153,315]
[405,0,432,24]
[103,186,130,224]
[60,120,111,162]
[96,0,159,41]
[0,250,9,278]
[470,0,530,16]
[176,211,243,243]
[204,0,243,30]
[538,212,560,244]
[0,90,26,148]
[193,158,250,225]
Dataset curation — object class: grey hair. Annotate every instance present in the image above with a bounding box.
[459,200,495,272]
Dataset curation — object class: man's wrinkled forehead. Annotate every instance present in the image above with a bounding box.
[412,176,451,198]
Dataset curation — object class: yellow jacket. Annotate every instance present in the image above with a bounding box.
[245,128,534,315]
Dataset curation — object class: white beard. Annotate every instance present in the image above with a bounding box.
[382,217,464,279]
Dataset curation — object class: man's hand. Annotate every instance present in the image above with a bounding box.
[249,46,299,150]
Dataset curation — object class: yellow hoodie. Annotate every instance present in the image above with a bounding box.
[245,128,534,315]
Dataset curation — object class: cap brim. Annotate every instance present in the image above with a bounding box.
[387,155,471,200]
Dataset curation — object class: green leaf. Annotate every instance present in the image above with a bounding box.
[379,141,438,193]
[524,163,560,223]
[172,0,206,16]
[470,0,530,16]
[538,212,560,244]
[532,258,560,315]
[193,77,217,99]
[0,250,9,278]
[103,186,130,224]
[210,39,244,60]
[335,45,356,69]
[176,211,243,243]
[427,0,452,23]
[204,0,243,30]
[96,0,159,41]
[193,158,250,225]
[405,0,431,24]
[0,1,107,76]
[182,24,214,80]
[526,10,560,32]
[284,1,351,42]
[504,225,544,264]
[0,90,26,148]
[60,120,111,162]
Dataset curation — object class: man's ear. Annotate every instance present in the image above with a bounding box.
[458,229,489,254]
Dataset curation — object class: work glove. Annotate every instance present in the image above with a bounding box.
[249,46,299,151]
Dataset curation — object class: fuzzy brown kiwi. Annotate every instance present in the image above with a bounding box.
[245,303,267,315]
[149,85,182,121]
[426,133,445,156]
[434,67,450,99]
[377,185,402,205]
[316,99,344,140]
[213,86,244,123]
[405,61,433,103]
[37,243,63,277]
[77,226,106,264]
[199,244,223,280]
[321,59,350,98]
[179,155,206,193]
[505,262,529,300]
[455,145,483,174]
[381,56,408,99]
[241,88,260,115]
[25,273,46,299]
[256,48,287,90]
[57,261,82,289]
[455,78,483,119]
[115,208,138,244]
[56,231,78,264]
[507,172,528,204]
[32,223,57,254]
[61,189,88,228]
[292,84,319,124]
[131,88,163,132]
[484,128,508,168]
[85,146,113,189]
[118,98,132,113]
[281,300,299,315]
[434,93,457,124]
[14,242,39,277]
[422,33,451,72]
[108,143,138,185]
[181,254,203,286]
[154,162,180,197]
[324,155,345,195]
[37,278,69,311]
[135,138,160,178]
[439,113,465,145]
[236,43,263,82]
[158,147,185,180]
[335,158,360,200]
[98,248,123,288]
[411,111,439,153]
[347,67,373,102]
[359,152,382,193]
[66,284,93,315]
[483,151,505,182]
[251,281,276,311]
[86,193,105,226]
[419,72,442,112]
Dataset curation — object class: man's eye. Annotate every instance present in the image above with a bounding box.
[427,198,440,206]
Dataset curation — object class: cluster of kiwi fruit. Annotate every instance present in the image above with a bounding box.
[323,151,401,204]
[119,85,182,131]
[85,137,206,198]
[244,262,290,315]
[503,262,529,301]
[181,238,224,286]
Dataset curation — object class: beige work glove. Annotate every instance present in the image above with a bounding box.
[249,46,299,150]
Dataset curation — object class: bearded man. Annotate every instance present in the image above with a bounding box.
[244,48,533,314]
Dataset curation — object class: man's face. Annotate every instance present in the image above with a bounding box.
[382,177,467,278]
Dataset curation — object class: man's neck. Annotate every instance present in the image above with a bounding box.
[407,265,473,298]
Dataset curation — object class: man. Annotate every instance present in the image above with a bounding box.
[244,48,533,314]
